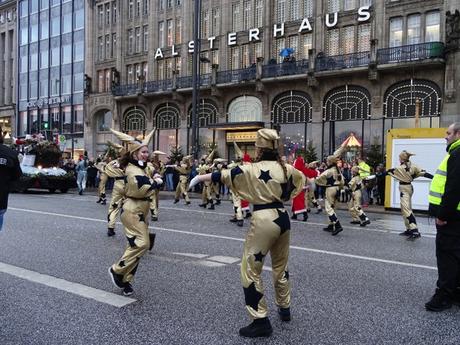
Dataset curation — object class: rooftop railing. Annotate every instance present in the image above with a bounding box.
[262,59,309,78]
[377,41,444,64]
[216,66,256,84]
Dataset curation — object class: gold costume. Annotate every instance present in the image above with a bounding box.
[147,159,164,221]
[315,147,346,235]
[347,172,370,226]
[387,151,433,237]
[174,159,191,204]
[105,159,125,233]
[111,161,159,284]
[218,160,304,320]
[96,161,108,204]
[197,162,214,209]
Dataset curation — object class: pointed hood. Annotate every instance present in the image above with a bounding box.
[233,141,244,160]
[110,128,155,154]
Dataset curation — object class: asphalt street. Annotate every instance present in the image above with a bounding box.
[1,191,459,345]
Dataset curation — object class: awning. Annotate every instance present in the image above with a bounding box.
[207,121,265,131]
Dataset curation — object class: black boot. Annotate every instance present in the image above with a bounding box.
[239,318,273,338]
[359,216,370,227]
[425,289,452,312]
[208,202,215,210]
[173,199,180,204]
[229,217,238,223]
[316,208,322,214]
[100,199,107,205]
[407,230,421,241]
[237,220,244,227]
[331,222,343,236]
[323,224,334,232]
[278,307,291,321]
[107,228,115,237]
[291,213,297,220]
[96,198,102,204]
[245,212,252,218]
[399,229,412,236]
[215,199,221,205]
[149,233,156,251]
[302,212,308,222]
[350,220,360,224]
[151,215,158,221]
[185,201,191,205]
[198,202,207,208]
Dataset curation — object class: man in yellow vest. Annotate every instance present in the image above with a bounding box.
[357,157,372,206]
[425,122,460,312]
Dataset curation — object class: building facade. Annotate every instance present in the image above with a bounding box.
[0,0,16,138]
[85,0,460,160]
[17,0,85,159]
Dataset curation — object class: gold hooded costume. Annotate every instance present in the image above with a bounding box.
[109,129,161,288]
[214,129,305,321]
[174,155,192,204]
[198,149,216,209]
[315,146,347,235]
[386,150,433,239]
[227,142,245,225]
[96,157,109,204]
[148,150,166,221]
[347,166,370,226]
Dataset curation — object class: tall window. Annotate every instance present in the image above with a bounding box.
[98,5,103,27]
[290,0,300,21]
[112,1,117,24]
[242,45,250,67]
[127,29,134,53]
[112,33,117,56]
[389,17,403,47]
[301,34,312,59]
[407,14,421,44]
[232,3,241,32]
[105,3,111,25]
[303,0,313,17]
[159,21,165,47]
[343,0,355,11]
[287,35,299,60]
[328,0,340,13]
[127,65,134,83]
[255,0,263,27]
[128,0,134,19]
[175,18,182,43]
[425,11,440,42]
[341,26,355,54]
[143,25,149,51]
[201,10,210,38]
[275,0,286,22]
[136,0,141,17]
[105,34,111,58]
[326,29,340,55]
[357,24,371,52]
[274,37,285,62]
[135,27,141,52]
[167,19,173,46]
[98,36,103,60]
[243,0,251,30]
[230,46,240,69]
[143,0,149,15]
[212,8,220,35]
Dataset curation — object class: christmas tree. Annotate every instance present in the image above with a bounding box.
[364,138,384,169]
[304,141,318,163]
[168,145,184,164]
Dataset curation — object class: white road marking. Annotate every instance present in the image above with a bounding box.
[207,256,240,264]
[0,262,136,308]
[194,261,226,268]
[9,207,438,271]
[172,252,209,259]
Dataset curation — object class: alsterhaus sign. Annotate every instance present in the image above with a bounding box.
[154,6,372,60]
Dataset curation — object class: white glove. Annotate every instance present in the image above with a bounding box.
[154,177,163,185]
[365,175,376,180]
[189,175,201,190]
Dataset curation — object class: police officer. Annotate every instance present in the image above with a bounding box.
[425,122,460,312]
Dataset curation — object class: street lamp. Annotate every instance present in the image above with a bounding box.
[191,0,202,159]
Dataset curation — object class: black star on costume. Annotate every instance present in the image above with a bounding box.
[243,282,264,311]
[326,176,335,186]
[253,251,266,262]
[280,175,295,201]
[405,166,410,172]
[258,170,272,183]
[138,213,146,222]
[273,209,290,234]
[135,175,152,189]
[111,202,118,209]
[119,260,126,267]
[400,192,404,198]
[129,260,140,277]
[231,166,243,182]
[127,236,137,248]
[407,213,417,225]
[284,271,290,281]
[356,183,362,191]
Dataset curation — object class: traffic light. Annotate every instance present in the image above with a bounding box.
[42,122,49,129]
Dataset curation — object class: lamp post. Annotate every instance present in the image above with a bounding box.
[191,0,202,159]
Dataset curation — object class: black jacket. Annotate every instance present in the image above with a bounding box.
[0,145,22,209]
[429,141,460,222]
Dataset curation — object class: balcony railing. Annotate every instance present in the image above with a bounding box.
[111,43,445,96]
[262,59,308,78]
[377,41,444,64]
[217,67,256,84]
[315,51,370,71]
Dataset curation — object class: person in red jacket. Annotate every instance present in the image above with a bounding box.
[291,155,308,221]
[304,161,322,214]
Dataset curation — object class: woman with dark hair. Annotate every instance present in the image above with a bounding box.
[107,129,163,296]
[189,129,305,338]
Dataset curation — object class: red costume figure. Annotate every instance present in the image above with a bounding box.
[291,156,308,221]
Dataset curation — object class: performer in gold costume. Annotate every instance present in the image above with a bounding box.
[315,146,347,236]
[108,129,163,296]
[348,166,370,227]
[386,150,433,240]
[148,150,166,221]
[304,161,322,214]
[190,129,305,338]
[105,142,126,237]
[96,156,109,205]
[228,142,245,226]
[173,155,192,205]
[198,149,215,210]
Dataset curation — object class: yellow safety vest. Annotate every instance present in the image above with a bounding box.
[428,139,460,211]
[358,162,371,178]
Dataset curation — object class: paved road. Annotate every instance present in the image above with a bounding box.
[0,191,458,345]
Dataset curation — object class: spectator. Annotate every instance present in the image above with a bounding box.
[75,155,88,195]
[0,129,22,232]
[375,164,386,206]
[164,161,175,191]
[357,157,371,206]
[86,161,98,188]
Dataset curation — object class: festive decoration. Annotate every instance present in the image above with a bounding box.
[167,145,184,164]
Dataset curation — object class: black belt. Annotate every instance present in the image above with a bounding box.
[400,182,411,185]
[127,197,151,201]
[180,174,188,176]
[114,176,125,180]
[253,202,284,211]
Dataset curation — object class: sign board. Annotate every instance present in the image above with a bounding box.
[22,155,36,167]
[385,128,446,211]
[226,131,257,143]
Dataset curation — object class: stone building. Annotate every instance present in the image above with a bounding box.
[0,0,16,138]
[85,0,460,160]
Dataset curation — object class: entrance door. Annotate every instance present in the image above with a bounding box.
[227,143,256,162]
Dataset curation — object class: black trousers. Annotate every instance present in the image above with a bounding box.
[436,221,460,297]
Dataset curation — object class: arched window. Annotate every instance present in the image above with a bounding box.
[383,79,442,118]
[123,106,146,132]
[323,85,371,121]
[187,99,218,127]
[153,102,180,129]
[271,90,312,124]
[227,95,262,122]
